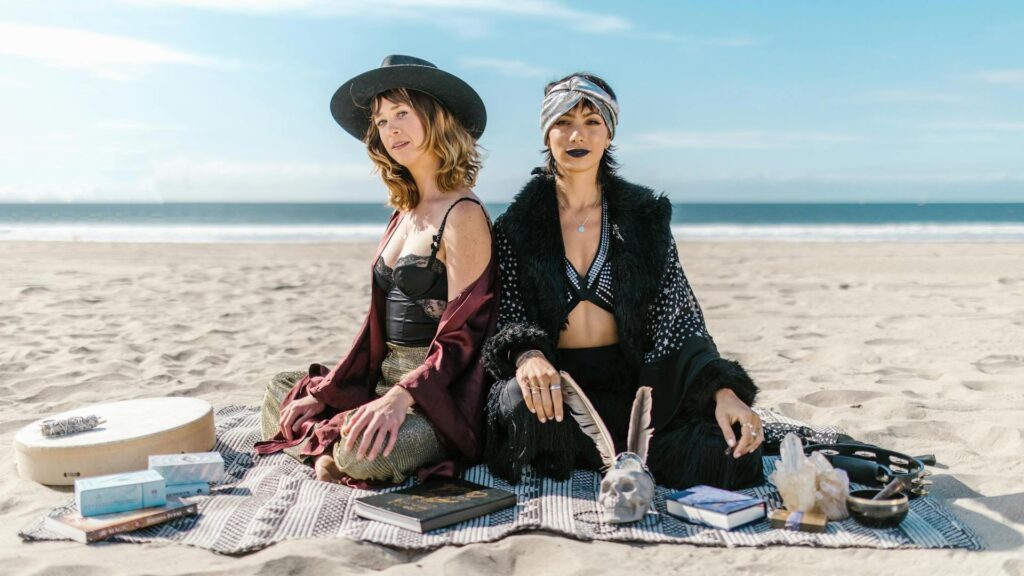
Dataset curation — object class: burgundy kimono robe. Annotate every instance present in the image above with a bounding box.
[254,211,499,480]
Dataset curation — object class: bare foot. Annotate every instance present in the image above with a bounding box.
[314,455,345,484]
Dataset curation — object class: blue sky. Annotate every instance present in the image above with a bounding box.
[1,1,1022,203]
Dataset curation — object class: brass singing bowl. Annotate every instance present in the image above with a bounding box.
[846,489,909,528]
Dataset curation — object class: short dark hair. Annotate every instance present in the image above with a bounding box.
[542,72,619,187]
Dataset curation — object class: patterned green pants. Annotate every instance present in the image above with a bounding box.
[260,343,448,483]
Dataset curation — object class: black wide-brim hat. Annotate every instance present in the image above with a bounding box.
[330,55,486,141]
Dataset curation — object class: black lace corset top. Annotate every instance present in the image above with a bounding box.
[371,196,482,346]
[374,255,448,346]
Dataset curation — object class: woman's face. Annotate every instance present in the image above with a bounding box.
[546,102,610,176]
[373,97,430,168]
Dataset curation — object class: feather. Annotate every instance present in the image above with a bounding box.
[558,371,616,471]
[627,386,654,463]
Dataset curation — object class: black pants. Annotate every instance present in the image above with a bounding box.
[483,345,763,489]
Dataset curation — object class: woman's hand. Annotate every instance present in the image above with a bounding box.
[515,350,563,423]
[279,394,326,441]
[713,388,763,458]
[341,386,415,461]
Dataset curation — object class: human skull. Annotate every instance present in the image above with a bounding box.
[599,453,655,523]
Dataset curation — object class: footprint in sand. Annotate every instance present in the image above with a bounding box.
[960,423,1023,456]
[872,366,942,381]
[973,355,1024,375]
[874,315,917,330]
[799,389,883,407]
[865,338,914,346]
[161,349,198,363]
[777,347,817,362]
[19,286,50,296]
[884,421,962,444]
[785,332,825,341]
[962,381,1020,394]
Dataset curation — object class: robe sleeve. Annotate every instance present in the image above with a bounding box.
[641,240,758,429]
[481,223,557,380]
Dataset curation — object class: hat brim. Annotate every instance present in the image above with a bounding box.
[330,64,486,141]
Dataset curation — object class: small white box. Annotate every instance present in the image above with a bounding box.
[75,470,166,517]
[149,451,224,484]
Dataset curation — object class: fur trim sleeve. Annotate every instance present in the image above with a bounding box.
[687,358,759,416]
[483,220,557,379]
[482,322,556,380]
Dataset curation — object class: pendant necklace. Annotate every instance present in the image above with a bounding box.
[557,183,601,232]
[572,207,595,233]
[561,198,601,232]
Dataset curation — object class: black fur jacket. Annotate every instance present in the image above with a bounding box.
[482,172,758,428]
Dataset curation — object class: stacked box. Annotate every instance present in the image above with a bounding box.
[75,470,166,517]
[149,452,224,485]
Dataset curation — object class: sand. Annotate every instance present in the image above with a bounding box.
[1,240,1022,575]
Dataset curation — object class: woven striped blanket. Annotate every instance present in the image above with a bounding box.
[19,405,983,554]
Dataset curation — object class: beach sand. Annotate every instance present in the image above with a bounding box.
[1,240,1022,575]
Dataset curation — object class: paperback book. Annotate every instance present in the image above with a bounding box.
[665,485,766,530]
[353,478,516,533]
[43,497,197,543]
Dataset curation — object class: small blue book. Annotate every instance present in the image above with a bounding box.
[665,485,766,530]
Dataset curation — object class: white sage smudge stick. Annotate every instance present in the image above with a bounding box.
[40,415,105,437]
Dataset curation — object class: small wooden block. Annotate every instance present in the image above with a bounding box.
[769,509,828,533]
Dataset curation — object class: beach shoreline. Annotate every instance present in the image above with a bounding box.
[2,240,1021,575]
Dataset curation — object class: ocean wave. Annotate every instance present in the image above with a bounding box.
[0,224,385,243]
[672,223,1024,242]
[2,222,1024,243]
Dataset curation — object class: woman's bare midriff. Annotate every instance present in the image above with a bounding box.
[557,301,619,348]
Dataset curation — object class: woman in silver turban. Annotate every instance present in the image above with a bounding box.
[481,72,765,489]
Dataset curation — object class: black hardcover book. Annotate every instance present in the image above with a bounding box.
[353,478,517,533]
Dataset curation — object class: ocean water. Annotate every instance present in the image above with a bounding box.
[1,202,1023,243]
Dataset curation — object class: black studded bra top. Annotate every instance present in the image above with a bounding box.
[373,197,482,346]
[565,195,614,314]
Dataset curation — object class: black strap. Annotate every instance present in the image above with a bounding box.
[429,197,483,264]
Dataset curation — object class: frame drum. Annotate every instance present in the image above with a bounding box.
[15,397,215,486]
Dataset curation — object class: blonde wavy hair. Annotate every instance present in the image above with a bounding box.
[365,88,482,211]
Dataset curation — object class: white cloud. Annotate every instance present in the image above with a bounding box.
[660,172,1024,183]
[0,180,161,203]
[865,89,961,103]
[0,22,227,81]
[629,130,861,150]
[96,120,184,133]
[460,57,552,78]
[927,121,1024,132]
[707,37,758,47]
[123,0,632,34]
[0,159,387,203]
[975,69,1024,85]
[152,158,381,201]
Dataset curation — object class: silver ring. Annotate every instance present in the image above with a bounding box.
[550,384,562,390]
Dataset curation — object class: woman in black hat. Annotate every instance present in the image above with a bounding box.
[481,72,765,489]
[255,56,499,486]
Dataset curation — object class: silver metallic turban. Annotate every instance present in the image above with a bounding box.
[540,76,619,144]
